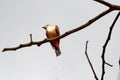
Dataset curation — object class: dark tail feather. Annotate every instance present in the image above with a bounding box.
[55,48,61,57]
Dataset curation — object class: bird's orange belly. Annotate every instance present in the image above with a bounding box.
[47,30,59,48]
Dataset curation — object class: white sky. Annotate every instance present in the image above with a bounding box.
[0,0,120,80]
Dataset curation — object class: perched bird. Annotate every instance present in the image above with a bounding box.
[42,24,61,57]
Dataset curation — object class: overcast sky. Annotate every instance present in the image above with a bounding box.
[0,0,120,80]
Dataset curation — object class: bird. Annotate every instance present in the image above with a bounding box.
[42,24,61,57]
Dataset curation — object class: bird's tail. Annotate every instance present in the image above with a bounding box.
[55,48,61,57]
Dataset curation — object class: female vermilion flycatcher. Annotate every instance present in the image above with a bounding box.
[42,24,61,57]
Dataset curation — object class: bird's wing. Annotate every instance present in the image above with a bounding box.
[55,25,60,36]
[55,25,60,44]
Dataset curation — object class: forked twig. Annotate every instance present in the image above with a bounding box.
[101,11,120,80]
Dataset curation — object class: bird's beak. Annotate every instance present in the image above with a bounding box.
[42,26,46,29]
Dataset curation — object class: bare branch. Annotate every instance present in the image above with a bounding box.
[94,0,120,10]
[101,11,120,80]
[85,41,99,80]
[94,0,113,7]
[2,0,120,52]
[2,9,111,52]
[2,38,47,52]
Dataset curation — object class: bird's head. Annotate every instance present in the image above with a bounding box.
[42,24,55,30]
[42,24,51,30]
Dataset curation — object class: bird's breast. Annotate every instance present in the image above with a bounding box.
[46,28,57,38]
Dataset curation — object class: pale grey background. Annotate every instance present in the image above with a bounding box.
[0,0,120,80]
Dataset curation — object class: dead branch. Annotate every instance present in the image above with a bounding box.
[2,0,120,52]
[101,11,120,80]
[85,41,99,80]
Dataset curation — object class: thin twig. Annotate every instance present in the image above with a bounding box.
[2,0,120,52]
[101,11,120,80]
[85,41,99,80]
[105,62,113,67]
[30,34,33,42]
